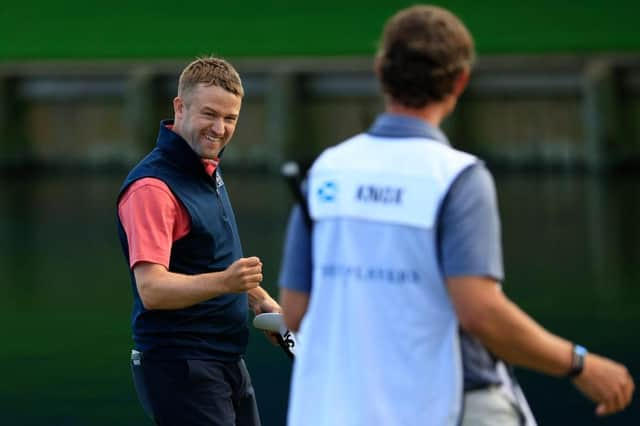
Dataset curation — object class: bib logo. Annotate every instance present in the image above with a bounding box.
[356,185,403,204]
[317,181,338,202]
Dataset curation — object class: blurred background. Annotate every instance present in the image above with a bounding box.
[1,1,638,424]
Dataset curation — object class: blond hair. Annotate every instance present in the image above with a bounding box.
[178,56,244,101]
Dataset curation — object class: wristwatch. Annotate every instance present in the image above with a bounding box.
[567,344,587,378]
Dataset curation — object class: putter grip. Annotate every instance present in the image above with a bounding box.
[253,313,297,359]
[277,334,294,360]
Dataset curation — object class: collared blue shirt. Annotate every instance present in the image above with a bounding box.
[279,113,504,390]
[368,113,451,142]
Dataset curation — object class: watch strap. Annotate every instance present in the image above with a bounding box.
[567,344,587,378]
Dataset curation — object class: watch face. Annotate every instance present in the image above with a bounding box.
[575,345,588,356]
[568,344,587,378]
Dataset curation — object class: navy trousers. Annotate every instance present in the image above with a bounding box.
[131,353,261,426]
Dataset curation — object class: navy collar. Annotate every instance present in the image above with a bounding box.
[156,120,210,177]
[367,113,450,145]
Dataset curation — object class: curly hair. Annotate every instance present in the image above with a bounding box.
[178,56,244,101]
[376,5,475,108]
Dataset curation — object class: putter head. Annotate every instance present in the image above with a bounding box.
[253,313,298,358]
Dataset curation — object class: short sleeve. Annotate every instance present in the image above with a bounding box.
[278,205,312,293]
[437,163,504,281]
[118,178,190,269]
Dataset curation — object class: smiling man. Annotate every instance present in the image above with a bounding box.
[116,57,280,426]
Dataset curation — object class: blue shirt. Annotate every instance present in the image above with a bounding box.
[279,113,504,389]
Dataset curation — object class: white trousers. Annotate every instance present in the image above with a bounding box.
[461,387,522,426]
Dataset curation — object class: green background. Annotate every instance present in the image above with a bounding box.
[1,172,638,425]
[1,1,639,424]
[1,0,639,60]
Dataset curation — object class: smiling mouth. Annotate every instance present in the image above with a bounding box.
[205,135,222,143]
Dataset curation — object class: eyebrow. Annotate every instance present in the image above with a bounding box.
[201,106,238,119]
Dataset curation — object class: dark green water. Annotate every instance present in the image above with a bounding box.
[1,171,638,425]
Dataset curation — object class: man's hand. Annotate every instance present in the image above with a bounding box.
[248,287,282,346]
[573,353,635,416]
[222,257,263,293]
[252,295,282,316]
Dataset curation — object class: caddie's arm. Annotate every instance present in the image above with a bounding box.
[280,288,309,332]
[278,205,312,332]
[447,276,635,416]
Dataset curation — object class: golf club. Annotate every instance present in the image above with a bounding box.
[253,312,298,360]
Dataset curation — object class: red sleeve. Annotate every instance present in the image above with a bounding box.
[118,178,190,269]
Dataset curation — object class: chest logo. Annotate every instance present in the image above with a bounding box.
[215,173,224,188]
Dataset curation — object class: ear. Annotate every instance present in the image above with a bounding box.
[373,53,383,79]
[173,96,184,120]
[452,69,470,97]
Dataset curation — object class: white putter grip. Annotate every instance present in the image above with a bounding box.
[253,313,297,358]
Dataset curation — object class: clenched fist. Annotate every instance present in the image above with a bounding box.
[222,257,263,293]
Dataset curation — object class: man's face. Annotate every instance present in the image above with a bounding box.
[172,83,242,159]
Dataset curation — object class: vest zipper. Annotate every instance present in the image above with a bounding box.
[212,171,229,222]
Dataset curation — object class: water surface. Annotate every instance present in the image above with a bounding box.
[0,171,637,425]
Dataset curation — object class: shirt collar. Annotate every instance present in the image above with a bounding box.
[367,113,450,145]
[201,158,220,176]
[158,120,220,177]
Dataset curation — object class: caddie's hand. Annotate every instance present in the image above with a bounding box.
[222,257,263,293]
[572,353,635,416]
